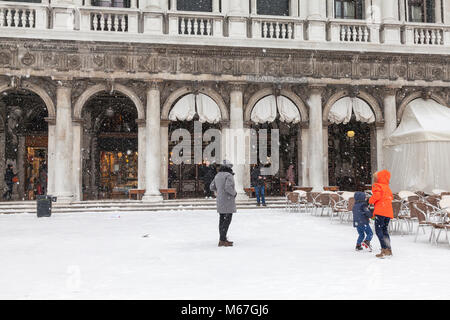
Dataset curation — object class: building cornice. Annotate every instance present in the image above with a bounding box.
[0,38,449,87]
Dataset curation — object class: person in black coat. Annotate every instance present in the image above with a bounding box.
[203,161,217,198]
[352,191,374,251]
[3,164,16,200]
[250,165,266,207]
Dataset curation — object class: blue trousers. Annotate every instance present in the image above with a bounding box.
[356,224,373,245]
[254,186,265,205]
[375,216,391,249]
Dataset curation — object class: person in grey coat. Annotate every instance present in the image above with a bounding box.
[210,160,237,247]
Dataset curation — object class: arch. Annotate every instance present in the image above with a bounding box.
[73,83,145,120]
[0,80,56,118]
[161,86,229,121]
[244,88,309,123]
[323,90,383,125]
[397,92,448,121]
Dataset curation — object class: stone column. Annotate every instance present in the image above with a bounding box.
[435,0,443,23]
[291,0,299,17]
[54,80,73,202]
[307,85,326,191]
[445,0,450,24]
[299,0,308,19]
[307,0,327,41]
[383,87,399,138]
[45,118,56,196]
[160,120,169,189]
[72,119,83,202]
[379,0,401,44]
[227,83,248,200]
[170,0,176,10]
[228,0,247,38]
[381,0,399,23]
[137,119,146,191]
[143,0,164,34]
[250,0,257,14]
[213,0,220,13]
[399,0,407,22]
[143,81,163,202]
[326,0,334,18]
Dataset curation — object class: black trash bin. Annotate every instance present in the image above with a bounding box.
[36,195,57,218]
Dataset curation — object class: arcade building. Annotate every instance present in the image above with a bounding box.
[0,0,449,201]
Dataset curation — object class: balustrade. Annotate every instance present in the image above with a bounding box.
[0,2,48,29]
[251,16,302,40]
[328,20,375,43]
[0,2,449,49]
[403,23,448,46]
[168,11,223,36]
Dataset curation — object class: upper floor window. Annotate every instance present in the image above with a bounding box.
[177,0,213,12]
[335,0,364,19]
[256,0,290,16]
[408,0,435,23]
[92,0,130,8]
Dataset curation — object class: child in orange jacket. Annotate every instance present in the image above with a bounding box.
[369,170,394,259]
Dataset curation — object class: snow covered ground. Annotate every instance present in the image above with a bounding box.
[1,208,449,300]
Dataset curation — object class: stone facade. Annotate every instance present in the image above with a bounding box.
[0,0,449,201]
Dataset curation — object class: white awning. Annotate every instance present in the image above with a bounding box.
[384,98,450,146]
[328,97,375,124]
[168,93,221,124]
[251,95,301,124]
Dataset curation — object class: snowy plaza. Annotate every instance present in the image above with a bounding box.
[0,0,450,303]
[1,208,449,300]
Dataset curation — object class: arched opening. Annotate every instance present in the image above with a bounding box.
[167,93,222,198]
[81,91,139,200]
[327,96,375,191]
[249,94,302,196]
[0,89,49,201]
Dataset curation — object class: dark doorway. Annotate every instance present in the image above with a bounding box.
[0,89,48,201]
[328,119,372,191]
[168,121,219,198]
[251,120,299,196]
[82,92,138,200]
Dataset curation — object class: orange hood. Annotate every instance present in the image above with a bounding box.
[376,170,391,185]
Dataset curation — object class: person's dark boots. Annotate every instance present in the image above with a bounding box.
[218,240,233,247]
[262,203,267,207]
[355,245,363,251]
[256,202,260,207]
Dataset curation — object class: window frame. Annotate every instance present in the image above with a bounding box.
[408,0,435,23]
[255,0,290,17]
[334,0,364,20]
[176,0,213,13]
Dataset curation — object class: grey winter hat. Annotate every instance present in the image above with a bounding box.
[222,160,233,168]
